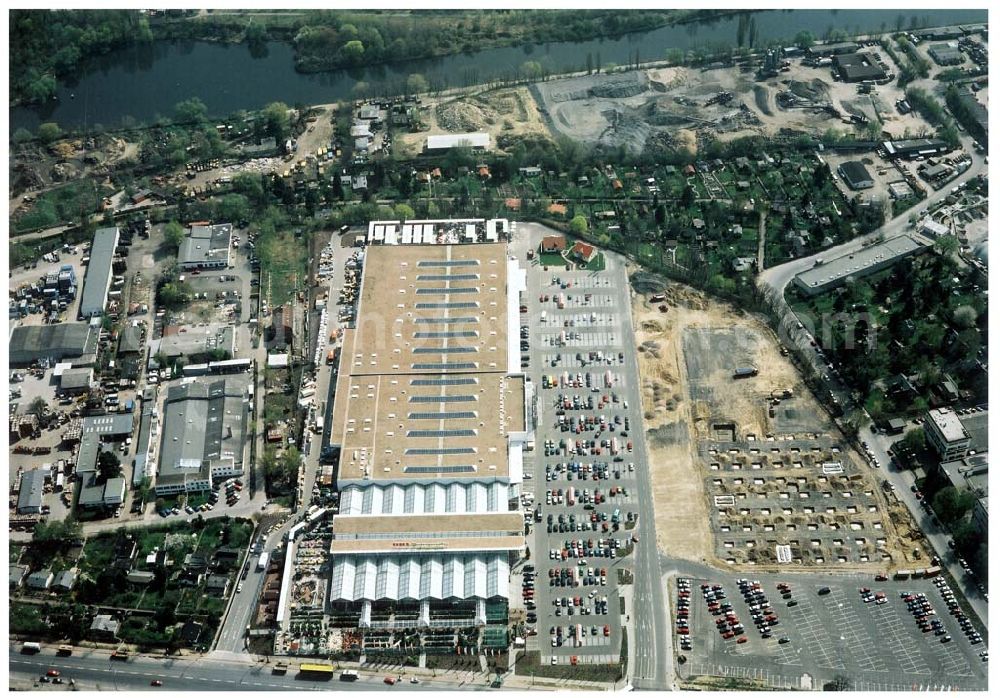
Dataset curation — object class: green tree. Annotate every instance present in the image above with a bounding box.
[795,30,816,49]
[521,61,543,81]
[174,97,208,124]
[12,127,34,144]
[218,194,250,223]
[36,122,62,144]
[261,101,291,142]
[394,203,415,220]
[900,428,926,454]
[680,184,695,209]
[952,305,978,329]
[137,476,152,504]
[27,396,48,416]
[282,446,302,482]
[163,220,185,252]
[932,486,975,524]
[569,215,588,234]
[405,73,428,94]
[342,40,365,63]
[97,450,122,482]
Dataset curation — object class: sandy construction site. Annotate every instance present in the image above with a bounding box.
[394,86,551,157]
[628,275,920,571]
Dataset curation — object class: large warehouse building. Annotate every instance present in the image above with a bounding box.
[793,235,928,296]
[79,227,120,318]
[9,322,99,367]
[325,241,529,633]
[153,377,250,495]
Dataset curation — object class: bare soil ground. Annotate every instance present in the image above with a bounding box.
[631,278,913,571]
[394,86,552,158]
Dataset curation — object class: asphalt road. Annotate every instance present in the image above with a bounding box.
[8,647,464,692]
[610,253,669,690]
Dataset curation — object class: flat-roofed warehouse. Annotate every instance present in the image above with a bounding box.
[928,43,964,66]
[178,223,233,270]
[833,52,887,82]
[837,160,875,190]
[794,235,928,296]
[325,241,528,631]
[882,138,951,159]
[79,227,120,318]
[425,132,490,153]
[9,322,98,367]
[154,376,250,495]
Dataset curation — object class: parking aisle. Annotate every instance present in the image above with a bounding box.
[523,263,645,665]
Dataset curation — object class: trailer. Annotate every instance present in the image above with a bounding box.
[733,367,759,379]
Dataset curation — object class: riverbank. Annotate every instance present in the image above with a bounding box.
[11,9,986,130]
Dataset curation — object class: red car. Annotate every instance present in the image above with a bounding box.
[722,631,735,640]
[603,625,610,637]
[384,677,397,685]
[46,670,60,678]
[736,636,748,644]
[676,627,690,635]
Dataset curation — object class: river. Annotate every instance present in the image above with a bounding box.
[10,9,987,132]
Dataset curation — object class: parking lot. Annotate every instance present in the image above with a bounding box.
[518,254,648,666]
[672,570,988,690]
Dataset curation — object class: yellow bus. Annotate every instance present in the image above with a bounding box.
[298,663,334,679]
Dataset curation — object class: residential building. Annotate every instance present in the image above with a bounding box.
[569,241,598,265]
[26,568,54,591]
[924,407,971,460]
[541,235,567,253]
[126,570,156,586]
[90,614,120,640]
[205,574,231,596]
[79,227,120,318]
[9,564,28,589]
[53,569,77,592]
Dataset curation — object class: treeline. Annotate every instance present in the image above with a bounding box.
[286,10,688,73]
[894,35,931,86]
[10,10,153,105]
[904,87,960,148]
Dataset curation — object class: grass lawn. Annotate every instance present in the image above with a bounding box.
[583,252,606,272]
[259,229,307,307]
[13,180,112,232]
[537,251,568,268]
